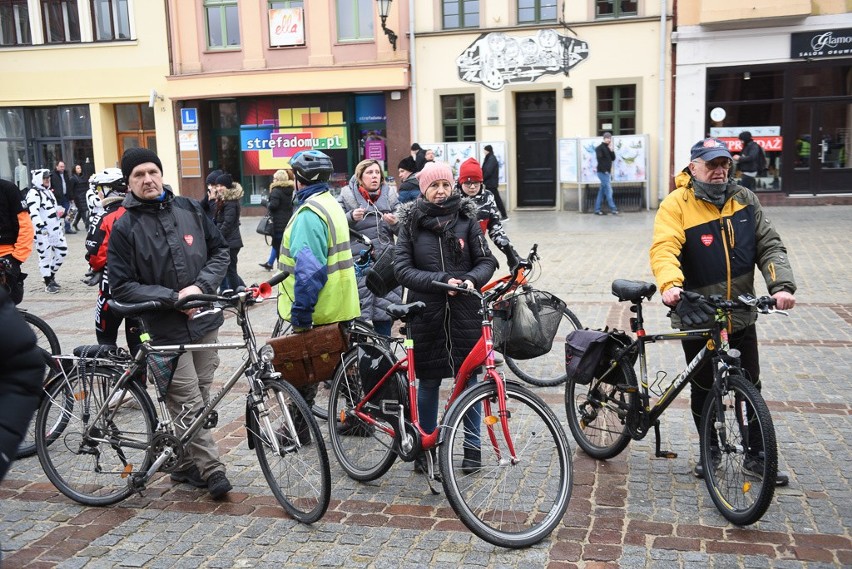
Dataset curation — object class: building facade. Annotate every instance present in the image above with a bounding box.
[411,1,673,211]
[165,0,412,206]
[673,1,852,200]
[0,0,170,190]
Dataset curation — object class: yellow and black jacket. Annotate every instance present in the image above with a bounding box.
[650,169,796,331]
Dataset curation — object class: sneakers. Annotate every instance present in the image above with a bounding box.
[107,389,141,410]
[170,465,206,488]
[45,281,60,294]
[461,446,481,474]
[206,471,232,499]
[336,420,373,437]
[742,453,790,486]
[595,211,606,216]
[612,210,620,215]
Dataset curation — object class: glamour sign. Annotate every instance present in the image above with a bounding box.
[791,28,852,59]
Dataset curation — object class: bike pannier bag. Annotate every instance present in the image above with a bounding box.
[492,289,567,360]
[266,323,348,388]
[564,329,610,385]
[355,343,409,421]
[364,246,398,297]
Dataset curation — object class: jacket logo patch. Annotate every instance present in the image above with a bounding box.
[459,238,465,249]
[184,234,194,246]
[700,234,714,246]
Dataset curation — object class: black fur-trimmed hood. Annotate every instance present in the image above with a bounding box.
[396,194,479,231]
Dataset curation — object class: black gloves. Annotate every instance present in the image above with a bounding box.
[675,291,715,328]
[505,247,522,270]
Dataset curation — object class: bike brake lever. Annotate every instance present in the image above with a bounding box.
[192,307,223,320]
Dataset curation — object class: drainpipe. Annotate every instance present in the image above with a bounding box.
[409,0,418,142]
[656,0,667,207]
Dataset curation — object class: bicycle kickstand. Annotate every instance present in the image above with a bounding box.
[653,421,678,459]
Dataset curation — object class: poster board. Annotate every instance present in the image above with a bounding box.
[478,141,507,184]
[419,143,446,164]
[558,138,578,183]
[445,142,477,178]
[579,135,649,184]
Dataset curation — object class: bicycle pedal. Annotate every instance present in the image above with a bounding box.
[203,410,218,429]
[617,384,637,393]
[656,450,678,459]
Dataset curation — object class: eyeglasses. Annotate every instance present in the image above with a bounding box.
[462,181,481,188]
[694,158,732,170]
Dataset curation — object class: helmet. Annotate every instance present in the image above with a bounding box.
[92,167,127,198]
[289,150,334,184]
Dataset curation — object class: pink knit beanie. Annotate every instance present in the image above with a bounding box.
[418,162,454,194]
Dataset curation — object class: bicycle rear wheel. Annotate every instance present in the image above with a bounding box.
[439,382,573,548]
[21,310,61,355]
[504,305,581,387]
[250,380,331,524]
[700,374,777,525]
[327,345,398,481]
[564,364,636,460]
[36,371,156,506]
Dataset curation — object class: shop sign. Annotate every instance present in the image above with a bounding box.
[268,8,305,47]
[456,30,589,91]
[791,28,852,59]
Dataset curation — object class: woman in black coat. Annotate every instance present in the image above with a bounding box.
[70,164,90,230]
[259,169,294,270]
[394,162,497,474]
[212,172,244,291]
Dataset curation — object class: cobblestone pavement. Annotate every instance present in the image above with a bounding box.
[2,205,850,568]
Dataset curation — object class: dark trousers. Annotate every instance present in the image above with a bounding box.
[487,185,508,218]
[681,324,760,433]
[222,247,243,291]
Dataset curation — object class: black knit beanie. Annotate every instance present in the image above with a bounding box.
[214,173,233,187]
[206,169,223,185]
[121,148,163,181]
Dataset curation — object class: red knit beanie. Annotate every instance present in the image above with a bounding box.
[458,157,483,183]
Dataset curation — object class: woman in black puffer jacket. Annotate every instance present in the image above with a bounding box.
[259,169,294,270]
[212,172,244,291]
[394,162,496,474]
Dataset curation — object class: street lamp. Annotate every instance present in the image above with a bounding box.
[376,0,397,51]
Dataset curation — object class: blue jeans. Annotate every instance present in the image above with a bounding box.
[595,172,618,213]
[418,371,481,449]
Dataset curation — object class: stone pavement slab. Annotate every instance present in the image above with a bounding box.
[2,205,850,567]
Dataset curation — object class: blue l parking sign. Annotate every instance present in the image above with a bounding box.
[181,108,198,130]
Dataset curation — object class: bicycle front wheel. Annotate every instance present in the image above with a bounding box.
[700,374,777,526]
[250,380,331,524]
[327,345,398,481]
[439,382,573,548]
[36,371,156,506]
[504,305,582,387]
[21,310,61,355]
[564,364,636,460]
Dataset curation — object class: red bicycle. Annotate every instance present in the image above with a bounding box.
[326,248,573,548]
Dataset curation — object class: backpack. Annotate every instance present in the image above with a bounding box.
[756,143,769,177]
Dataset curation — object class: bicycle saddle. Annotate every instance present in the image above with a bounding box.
[385,301,426,322]
[611,279,657,303]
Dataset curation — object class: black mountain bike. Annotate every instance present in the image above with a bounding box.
[565,279,784,525]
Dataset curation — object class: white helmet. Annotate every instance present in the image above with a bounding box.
[92,168,127,198]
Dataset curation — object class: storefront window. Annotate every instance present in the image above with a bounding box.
[61,105,92,137]
[32,108,62,137]
[214,101,240,128]
[0,108,26,186]
[792,64,852,98]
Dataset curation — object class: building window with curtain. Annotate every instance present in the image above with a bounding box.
[517,0,557,24]
[441,94,476,142]
[596,85,636,135]
[91,0,130,41]
[0,0,32,45]
[596,0,638,19]
[443,0,479,30]
[205,0,240,49]
[336,0,373,42]
[41,0,81,43]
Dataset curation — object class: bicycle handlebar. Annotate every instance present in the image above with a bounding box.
[707,294,781,314]
[431,243,540,302]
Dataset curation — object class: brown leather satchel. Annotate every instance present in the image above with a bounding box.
[266,323,348,388]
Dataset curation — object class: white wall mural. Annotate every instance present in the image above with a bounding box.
[456,30,590,91]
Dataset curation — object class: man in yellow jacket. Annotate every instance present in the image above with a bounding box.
[650,137,796,484]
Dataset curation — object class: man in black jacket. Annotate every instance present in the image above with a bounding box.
[732,131,762,191]
[481,145,508,219]
[108,147,233,499]
[50,161,75,233]
[594,133,619,215]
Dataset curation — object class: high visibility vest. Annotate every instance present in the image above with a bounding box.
[798,140,810,157]
[277,191,360,325]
